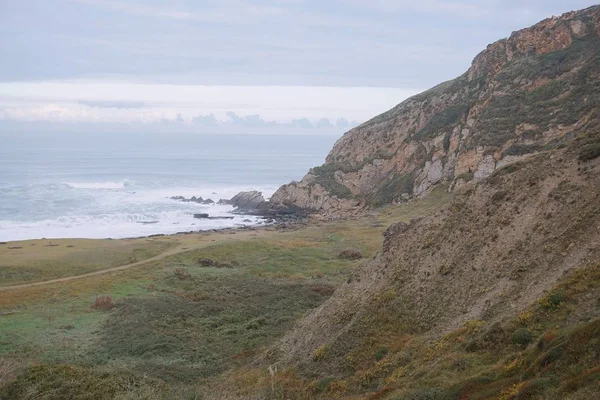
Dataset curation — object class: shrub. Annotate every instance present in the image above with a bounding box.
[413,104,468,140]
[579,143,600,161]
[369,172,415,206]
[173,268,193,280]
[312,377,335,393]
[538,292,564,310]
[502,143,542,157]
[313,345,328,361]
[511,328,534,347]
[491,190,508,203]
[515,311,533,325]
[539,345,564,366]
[443,132,452,152]
[310,284,335,296]
[375,347,389,361]
[91,295,116,310]
[338,249,363,260]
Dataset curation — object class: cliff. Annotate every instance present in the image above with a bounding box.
[270,6,600,212]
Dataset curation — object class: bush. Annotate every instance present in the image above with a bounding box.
[173,268,193,280]
[91,295,116,310]
[491,190,508,203]
[338,249,363,260]
[375,347,389,361]
[539,345,564,366]
[413,104,468,140]
[579,143,600,161]
[511,328,534,347]
[538,292,564,310]
[502,143,543,157]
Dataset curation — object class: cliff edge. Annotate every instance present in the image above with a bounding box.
[270,6,600,212]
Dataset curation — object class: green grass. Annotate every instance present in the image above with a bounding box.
[0,192,458,399]
[0,238,175,286]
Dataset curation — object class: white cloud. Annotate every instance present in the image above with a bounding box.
[0,81,421,125]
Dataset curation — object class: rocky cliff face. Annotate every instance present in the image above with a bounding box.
[270,6,600,211]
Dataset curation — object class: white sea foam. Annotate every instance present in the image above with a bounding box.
[63,180,130,189]
[0,206,265,241]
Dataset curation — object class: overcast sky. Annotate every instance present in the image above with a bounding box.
[0,0,596,133]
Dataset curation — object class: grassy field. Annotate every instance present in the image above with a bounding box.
[0,238,176,287]
[0,188,453,399]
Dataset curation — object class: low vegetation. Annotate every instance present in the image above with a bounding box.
[0,192,451,399]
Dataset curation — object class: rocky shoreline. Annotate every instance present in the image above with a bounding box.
[161,190,310,239]
[170,190,309,222]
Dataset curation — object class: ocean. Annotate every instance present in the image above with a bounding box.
[0,131,338,241]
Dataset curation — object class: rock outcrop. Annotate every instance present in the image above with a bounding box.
[229,191,267,211]
[270,6,600,212]
[170,196,214,204]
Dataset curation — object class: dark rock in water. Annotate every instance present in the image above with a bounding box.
[218,198,233,205]
[171,196,215,204]
[193,213,234,220]
[338,249,363,260]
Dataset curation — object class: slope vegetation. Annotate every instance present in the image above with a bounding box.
[260,132,600,399]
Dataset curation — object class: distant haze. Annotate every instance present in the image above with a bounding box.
[0,0,597,134]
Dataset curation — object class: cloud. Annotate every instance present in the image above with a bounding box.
[192,114,219,126]
[315,118,333,128]
[78,100,147,109]
[74,0,285,24]
[226,111,278,127]
[286,118,313,129]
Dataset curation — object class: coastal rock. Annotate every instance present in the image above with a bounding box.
[229,190,267,211]
[268,6,600,212]
[170,196,214,204]
[193,213,210,219]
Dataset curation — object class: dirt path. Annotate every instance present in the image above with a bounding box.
[0,243,207,292]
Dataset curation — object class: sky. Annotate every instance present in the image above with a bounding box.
[0,0,597,134]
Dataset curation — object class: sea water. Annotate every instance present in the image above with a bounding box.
[0,131,338,241]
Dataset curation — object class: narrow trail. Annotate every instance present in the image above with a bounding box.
[0,243,205,292]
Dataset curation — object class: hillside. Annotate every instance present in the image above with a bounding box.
[270,5,600,212]
[258,128,600,399]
